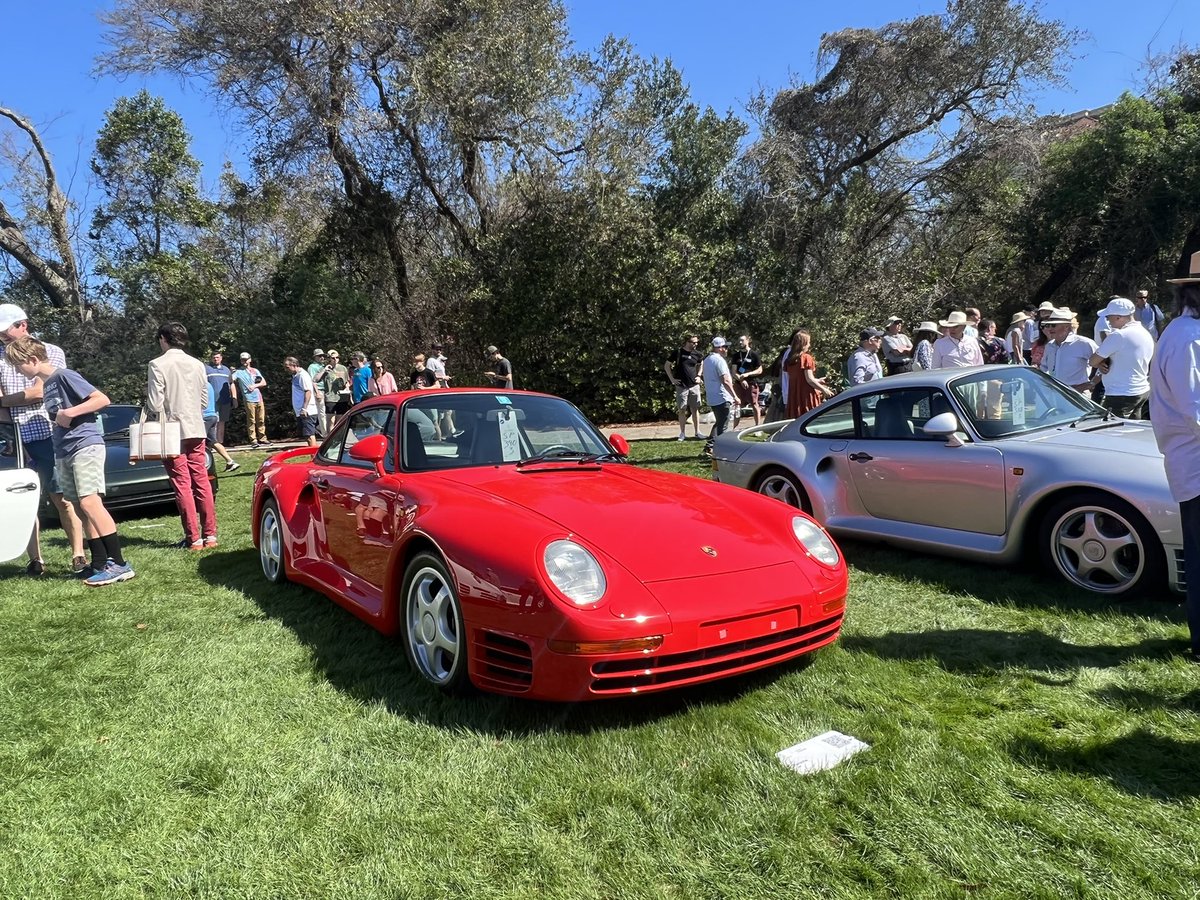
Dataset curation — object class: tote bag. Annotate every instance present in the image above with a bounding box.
[129,408,182,461]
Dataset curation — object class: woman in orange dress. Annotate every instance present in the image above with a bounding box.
[785,330,833,418]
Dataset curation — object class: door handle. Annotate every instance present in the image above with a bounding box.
[314,478,330,490]
[6,483,38,493]
[848,452,873,462]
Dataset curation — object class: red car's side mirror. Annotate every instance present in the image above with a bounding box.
[608,434,630,458]
[349,433,390,476]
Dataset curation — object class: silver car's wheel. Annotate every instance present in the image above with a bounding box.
[754,468,809,512]
[1040,492,1164,596]
[402,552,468,691]
[259,498,287,584]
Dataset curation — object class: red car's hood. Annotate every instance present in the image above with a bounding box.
[453,463,804,582]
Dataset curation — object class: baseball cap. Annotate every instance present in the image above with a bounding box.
[240,351,251,360]
[313,348,325,357]
[0,304,28,332]
[711,336,727,348]
[485,345,499,355]
[860,327,885,340]
[1100,297,1136,318]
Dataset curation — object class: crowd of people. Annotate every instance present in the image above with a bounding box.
[1,309,514,582]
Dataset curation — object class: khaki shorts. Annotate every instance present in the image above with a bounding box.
[56,443,107,502]
[675,383,701,414]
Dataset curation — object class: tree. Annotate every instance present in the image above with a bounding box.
[0,107,83,316]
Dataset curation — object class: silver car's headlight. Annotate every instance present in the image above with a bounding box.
[543,539,607,605]
[792,516,840,567]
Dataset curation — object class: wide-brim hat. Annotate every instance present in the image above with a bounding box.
[938,311,968,328]
[1042,307,1075,325]
[1009,311,1029,325]
[1036,300,1057,313]
[914,321,940,336]
[885,315,904,325]
[1167,250,1200,284]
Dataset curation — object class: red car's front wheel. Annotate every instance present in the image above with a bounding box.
[402,552,469,692]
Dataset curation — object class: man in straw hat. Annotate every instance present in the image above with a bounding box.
[1040,307,1097,395]
[1150,250,1200,662]
[932,311,983,368]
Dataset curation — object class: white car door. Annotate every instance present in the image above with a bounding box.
[0,465,40,562]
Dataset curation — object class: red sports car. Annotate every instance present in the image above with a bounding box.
[252,389,847,700]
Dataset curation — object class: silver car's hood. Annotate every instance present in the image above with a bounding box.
[1020,421,1161,458]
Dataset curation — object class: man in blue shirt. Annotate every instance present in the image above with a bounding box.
[231,352,268,447]
[205,351,234,446]
[350,351,372,404]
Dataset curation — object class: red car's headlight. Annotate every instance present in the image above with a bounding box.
[542,539,607,605]
[792,516,840,567]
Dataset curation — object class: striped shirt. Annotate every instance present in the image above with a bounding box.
[0,340,67,443]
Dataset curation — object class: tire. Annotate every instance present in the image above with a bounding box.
[1039,491,1166,597]
[401,552,469,692]
[753,467,810,513]
[258,497,288,584]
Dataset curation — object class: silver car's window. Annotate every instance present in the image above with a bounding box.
[859,388,953,440]
[801,400,856,438]
[948,368,1094,438]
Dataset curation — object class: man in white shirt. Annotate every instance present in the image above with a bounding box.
[702,336,736,456]
[1040,308,1097,394]
[1149,251,1200,663]
[964,307,981,340]
[1088,297,1154,419]
[932,311,984,368]
[285,356,319,447]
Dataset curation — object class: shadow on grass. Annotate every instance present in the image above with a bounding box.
[1010,729,1200,800]
[197,548,797,736]
[842,628,1184,675]
[841,538,1183,618]
[1092,686,1200,714]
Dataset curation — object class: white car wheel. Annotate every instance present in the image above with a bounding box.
[402,552,468,692]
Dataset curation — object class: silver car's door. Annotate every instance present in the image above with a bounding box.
[843,388,1007,535]
[0,424,41,562]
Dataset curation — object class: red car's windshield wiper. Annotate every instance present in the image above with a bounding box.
[516,449,622,469]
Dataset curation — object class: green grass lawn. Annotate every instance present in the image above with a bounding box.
[1,441,1197,898]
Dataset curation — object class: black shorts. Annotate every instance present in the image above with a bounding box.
[298,414,319,437]
[333,397,352,415]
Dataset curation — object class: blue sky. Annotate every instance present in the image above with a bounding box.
[0,0,1193,193]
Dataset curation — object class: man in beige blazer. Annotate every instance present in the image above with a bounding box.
[147,322,218,550]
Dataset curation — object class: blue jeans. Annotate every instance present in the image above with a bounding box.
[1182,495,1200,656]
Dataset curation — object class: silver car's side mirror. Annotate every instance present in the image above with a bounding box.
[923,411,964,447]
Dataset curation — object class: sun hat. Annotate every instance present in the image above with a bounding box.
[1008,311,1029,325]
[938,311,969,328]
[1042,307,1075,325]
[0,304,28,332]
[914,321,940,336]
[1167,250,1200,284]
[1100,297,1136,318]
[885,315,904,325]
[1036,300,1057,313]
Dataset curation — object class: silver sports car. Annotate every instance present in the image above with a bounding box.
[713,365,1180,597]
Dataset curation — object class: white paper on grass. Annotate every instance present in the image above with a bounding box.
[776,731,870,775]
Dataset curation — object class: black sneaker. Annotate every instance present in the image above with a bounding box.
[224,461,241,472]
[26,559,45,577]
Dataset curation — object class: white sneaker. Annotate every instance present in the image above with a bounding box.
[677,434,687,442]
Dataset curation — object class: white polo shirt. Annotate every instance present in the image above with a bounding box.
[1149,315,1200,502]
[932,334,983,368]
[1095,321,1154,397]
[1049,333,1097,389]
[703,352,735,406]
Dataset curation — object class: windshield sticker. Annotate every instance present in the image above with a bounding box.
[496,396,512,406]
[1011,380,1026,427]
[498,409,521,461]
